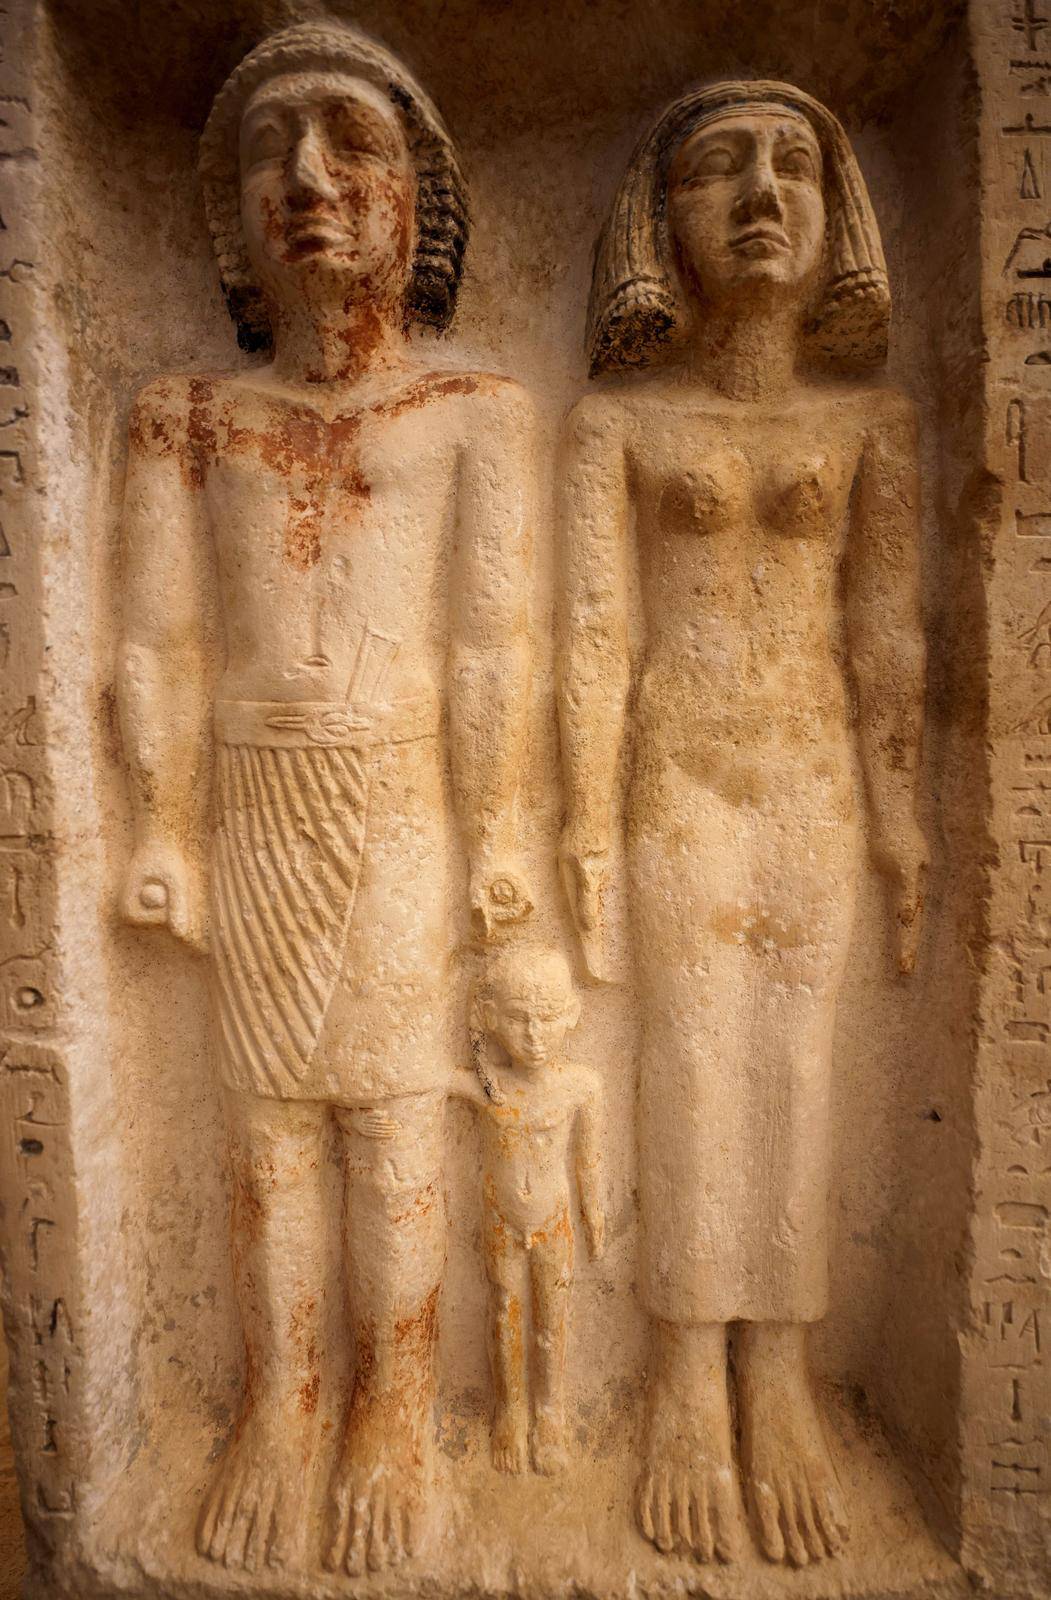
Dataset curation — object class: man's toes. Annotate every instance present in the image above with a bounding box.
[403,1502,421,1560]
[323,1485,350,1572]
[197,1487,222,1559]
[224,1499,257,1570]
[345,1497,368,1577]
[266,1508,288,1571]
[752,1480,786,1563]
[384,1498,406,1566]
[242,1499,271,1574]
[367,1490,389,1571]
[210,1478,245,1565]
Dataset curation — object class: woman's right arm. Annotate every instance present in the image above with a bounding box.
[557,397,631,981]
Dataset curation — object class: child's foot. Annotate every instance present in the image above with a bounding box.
[492,1404,528,1474]
[531,1407,569,1475]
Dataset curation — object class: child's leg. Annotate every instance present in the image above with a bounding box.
[529,1207,573,1474]
[483,1209,528,1473]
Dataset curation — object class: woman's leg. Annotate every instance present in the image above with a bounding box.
[636,1321,741,1563]
[737,1322,848,1565]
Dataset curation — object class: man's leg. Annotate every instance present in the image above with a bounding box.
[325,1091,445,1575]
[198,1089,329,1571]
[528,1208,573,1475]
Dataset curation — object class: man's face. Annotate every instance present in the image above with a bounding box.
[667,110,826,306]
[486,982,579,1073]
[239,71,415,307]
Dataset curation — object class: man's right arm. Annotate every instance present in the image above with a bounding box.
[117,376,216,950]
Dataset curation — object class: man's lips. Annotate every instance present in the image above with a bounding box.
[286,215,352,246]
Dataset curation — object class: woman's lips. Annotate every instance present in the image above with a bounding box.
[730,225,791,254]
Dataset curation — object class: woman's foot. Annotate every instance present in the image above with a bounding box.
[636,1321,741,1562]
[737,1322,848,1566]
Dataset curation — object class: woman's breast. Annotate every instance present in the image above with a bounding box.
[652,448,853,545]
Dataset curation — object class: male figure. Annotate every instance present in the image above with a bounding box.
[117,21,534,1575]
[452,946,605,1475]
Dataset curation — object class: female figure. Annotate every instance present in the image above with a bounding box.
[559,82,926,1567]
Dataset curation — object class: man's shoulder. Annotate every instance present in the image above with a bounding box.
[400,367,534,428]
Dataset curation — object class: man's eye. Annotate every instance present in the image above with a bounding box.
[246,125,287,164]
[325,111,393,163]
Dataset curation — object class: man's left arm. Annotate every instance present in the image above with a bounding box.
[450,380,536,939]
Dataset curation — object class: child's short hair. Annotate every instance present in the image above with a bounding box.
[480,944,575,1010]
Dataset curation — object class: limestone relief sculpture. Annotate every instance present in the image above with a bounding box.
[559,81,927,1566]
[451,943,606,1477]
[116,19,534,1575]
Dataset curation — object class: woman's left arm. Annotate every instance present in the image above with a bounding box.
[845,392,928,976]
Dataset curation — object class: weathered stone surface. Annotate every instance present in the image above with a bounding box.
[0,0,1045,1596]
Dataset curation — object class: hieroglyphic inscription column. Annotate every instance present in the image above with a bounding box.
[0,0,85,1567]
[967,0,1051,1580]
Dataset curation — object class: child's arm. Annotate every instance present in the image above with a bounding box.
[449,1067,490,1109]
[572,1071,606,1259]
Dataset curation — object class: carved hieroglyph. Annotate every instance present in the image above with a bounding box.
[116,20,534,1576]
[560,81,926,1566]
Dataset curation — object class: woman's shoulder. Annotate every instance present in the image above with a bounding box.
[797,376,917,430]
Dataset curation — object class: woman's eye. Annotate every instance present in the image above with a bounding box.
[685,147,737,182]
[778,148,818,180]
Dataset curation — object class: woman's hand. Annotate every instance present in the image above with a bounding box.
[874,824,928,977]
[559,824,612,982]
[120,839,209,954]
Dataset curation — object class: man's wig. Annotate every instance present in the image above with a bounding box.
[199,19,469,351]
[586,80,890,378]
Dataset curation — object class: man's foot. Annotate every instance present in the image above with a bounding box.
[197,1405,314,1571]
[492,1403,528,1474]
[636,1321,741,1563]
[531,1406,569,1475]
[324,1375,431,1573]
[737,1323,849,1566]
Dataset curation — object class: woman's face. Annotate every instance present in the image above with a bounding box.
[667,109,826,309]
[239,71,415,310]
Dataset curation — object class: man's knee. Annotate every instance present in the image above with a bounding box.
[223,1088,327,1192]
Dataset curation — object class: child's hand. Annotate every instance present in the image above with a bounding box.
[585,1210,606,1261]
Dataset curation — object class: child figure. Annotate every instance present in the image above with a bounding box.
[452,944,606,1475]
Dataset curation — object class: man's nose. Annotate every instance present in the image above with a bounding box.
[733,156,783,223]
[287,125,338,205]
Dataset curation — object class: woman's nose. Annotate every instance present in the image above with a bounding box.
[287,125,338,204]
[733,159,783,223]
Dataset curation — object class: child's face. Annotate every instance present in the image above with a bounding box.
[488,982,579,1071]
